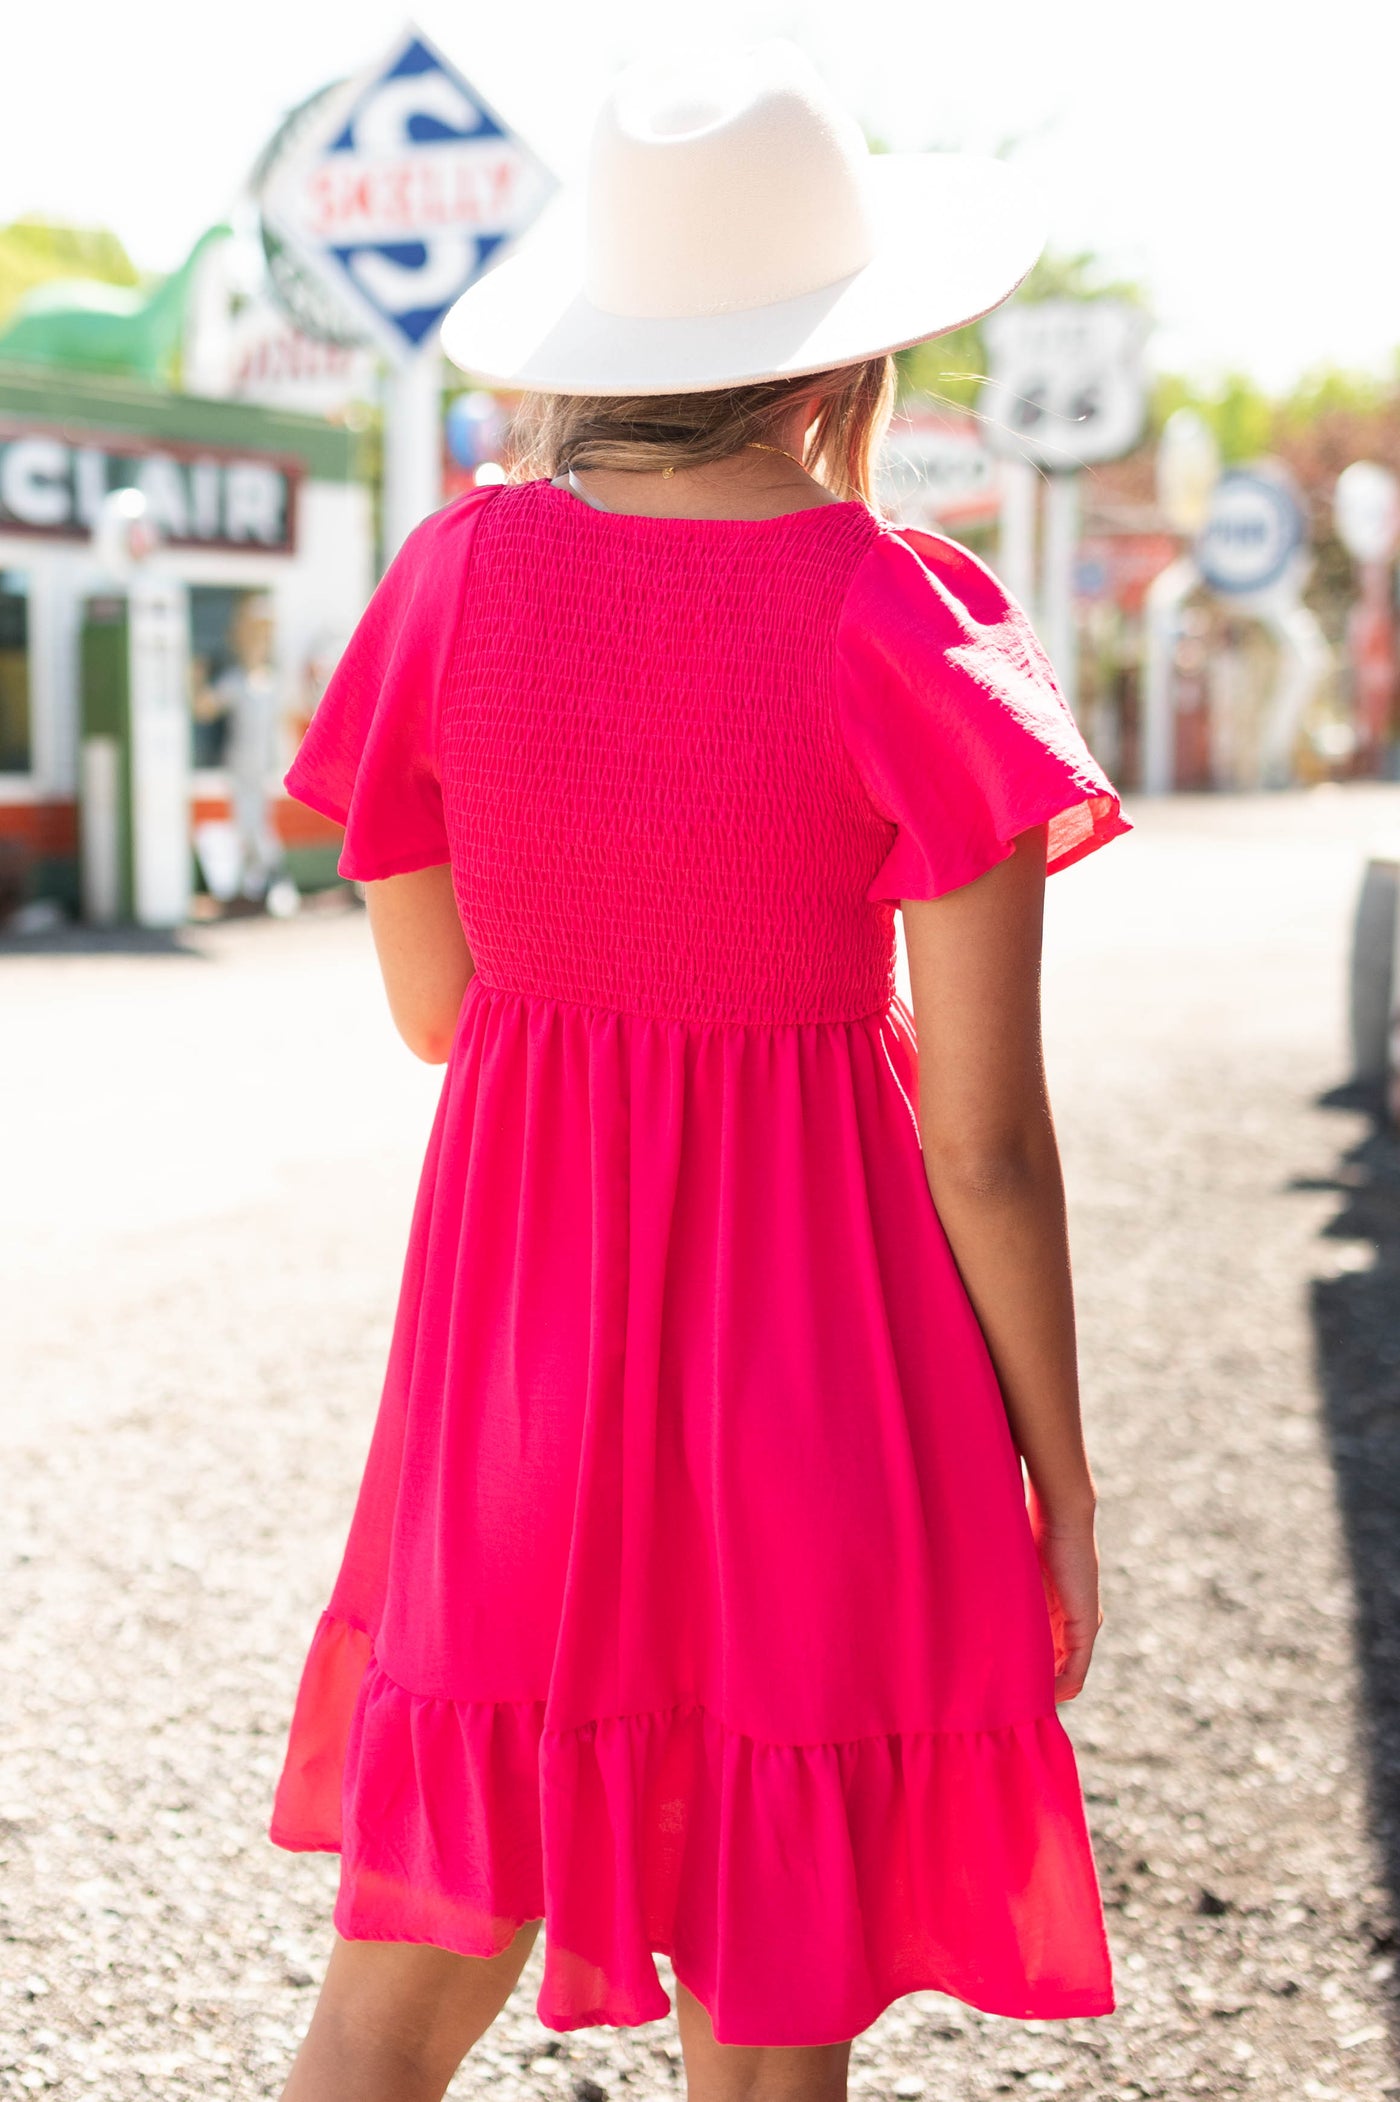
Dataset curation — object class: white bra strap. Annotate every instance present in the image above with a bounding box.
[555,466,611,513]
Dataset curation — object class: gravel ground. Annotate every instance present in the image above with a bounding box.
[1,785,1398,2101]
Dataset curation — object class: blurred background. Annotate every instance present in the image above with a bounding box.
[0,0,1399,929]
[3,7,1400,2101]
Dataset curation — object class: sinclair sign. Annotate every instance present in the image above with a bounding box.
[0,425,301,551]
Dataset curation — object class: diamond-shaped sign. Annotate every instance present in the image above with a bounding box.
[260,23,556,362]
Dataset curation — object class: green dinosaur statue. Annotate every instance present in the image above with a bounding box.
[0,224,231,385]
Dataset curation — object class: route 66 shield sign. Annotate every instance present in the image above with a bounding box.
[978,298,1147,469]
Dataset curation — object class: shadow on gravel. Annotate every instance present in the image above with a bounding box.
[0,887,368,962]
[1303,1079,1400,2030]
[0,925,210,959]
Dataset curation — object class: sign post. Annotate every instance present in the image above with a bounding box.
[1040,472,1081,717]
[1334,460,1400,774]
[1141,409,1220,794]
[979,299,1147,713]
[260,24,555,555]
[1141,553,1199,795]
[1195,463,1327,788]
[384,354,451,560]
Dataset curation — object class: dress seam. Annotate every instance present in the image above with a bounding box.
[463,975,893,1032]
[826,515,902,825]
[432,481,507,785]
[355,1645,1062,1751]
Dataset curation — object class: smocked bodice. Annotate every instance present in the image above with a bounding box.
[439,482,892,1025]
[285,477,1127,1031]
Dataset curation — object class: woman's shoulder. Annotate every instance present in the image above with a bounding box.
[394,479,510,582]
[842,515,1031,643]
[832,512,1128,902]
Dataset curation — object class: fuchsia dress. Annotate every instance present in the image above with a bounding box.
[271,476,1127,2046]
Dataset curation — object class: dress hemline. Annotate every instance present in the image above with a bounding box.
[269,1612,1116,2045]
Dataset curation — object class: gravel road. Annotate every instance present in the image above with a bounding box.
[1,785,1398,2101]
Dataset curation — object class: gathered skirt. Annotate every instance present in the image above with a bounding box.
[270,975,1113,2045]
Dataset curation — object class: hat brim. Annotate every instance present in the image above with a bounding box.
[441,153,1045,396]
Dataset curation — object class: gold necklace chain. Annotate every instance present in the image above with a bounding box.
[661,439,804,480]
[745,440,806,467]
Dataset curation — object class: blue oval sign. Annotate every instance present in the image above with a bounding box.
[1195,469,1305,597]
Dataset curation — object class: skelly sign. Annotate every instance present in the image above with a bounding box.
[0,424,301,552]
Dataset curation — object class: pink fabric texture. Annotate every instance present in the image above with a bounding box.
[273,479,1127,2044]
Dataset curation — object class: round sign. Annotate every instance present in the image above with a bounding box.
[1195,468,1305,597]
[1334,460,1400,564]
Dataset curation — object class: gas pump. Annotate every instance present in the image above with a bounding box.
[78,495,192,928]
[79,594,132,924]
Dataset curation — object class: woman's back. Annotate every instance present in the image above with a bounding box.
[444,480,890,1022]
[309,476,1121,1026]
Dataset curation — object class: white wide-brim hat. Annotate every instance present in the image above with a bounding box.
[442,39,1045,397]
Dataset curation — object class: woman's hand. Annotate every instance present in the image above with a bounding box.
[1029,1495,1102,1703]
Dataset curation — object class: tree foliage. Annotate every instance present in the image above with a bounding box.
[1151,371,1274,464]
[1152,362,1400,469]
[0,218,141,332]
[896,247,1152,411]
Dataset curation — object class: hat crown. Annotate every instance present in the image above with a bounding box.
[584,42,876,324]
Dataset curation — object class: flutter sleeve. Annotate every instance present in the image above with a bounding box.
[834,523,1130,903]
[283,485,499,882]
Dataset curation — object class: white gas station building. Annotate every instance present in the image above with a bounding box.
[0,361,373,914]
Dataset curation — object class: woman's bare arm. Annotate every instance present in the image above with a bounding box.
[902,825,1101,1700]
[363,866,474,1064]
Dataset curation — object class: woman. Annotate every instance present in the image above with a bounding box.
[271,40,1128,2102]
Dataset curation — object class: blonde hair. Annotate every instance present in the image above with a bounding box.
[509,355,896,507]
